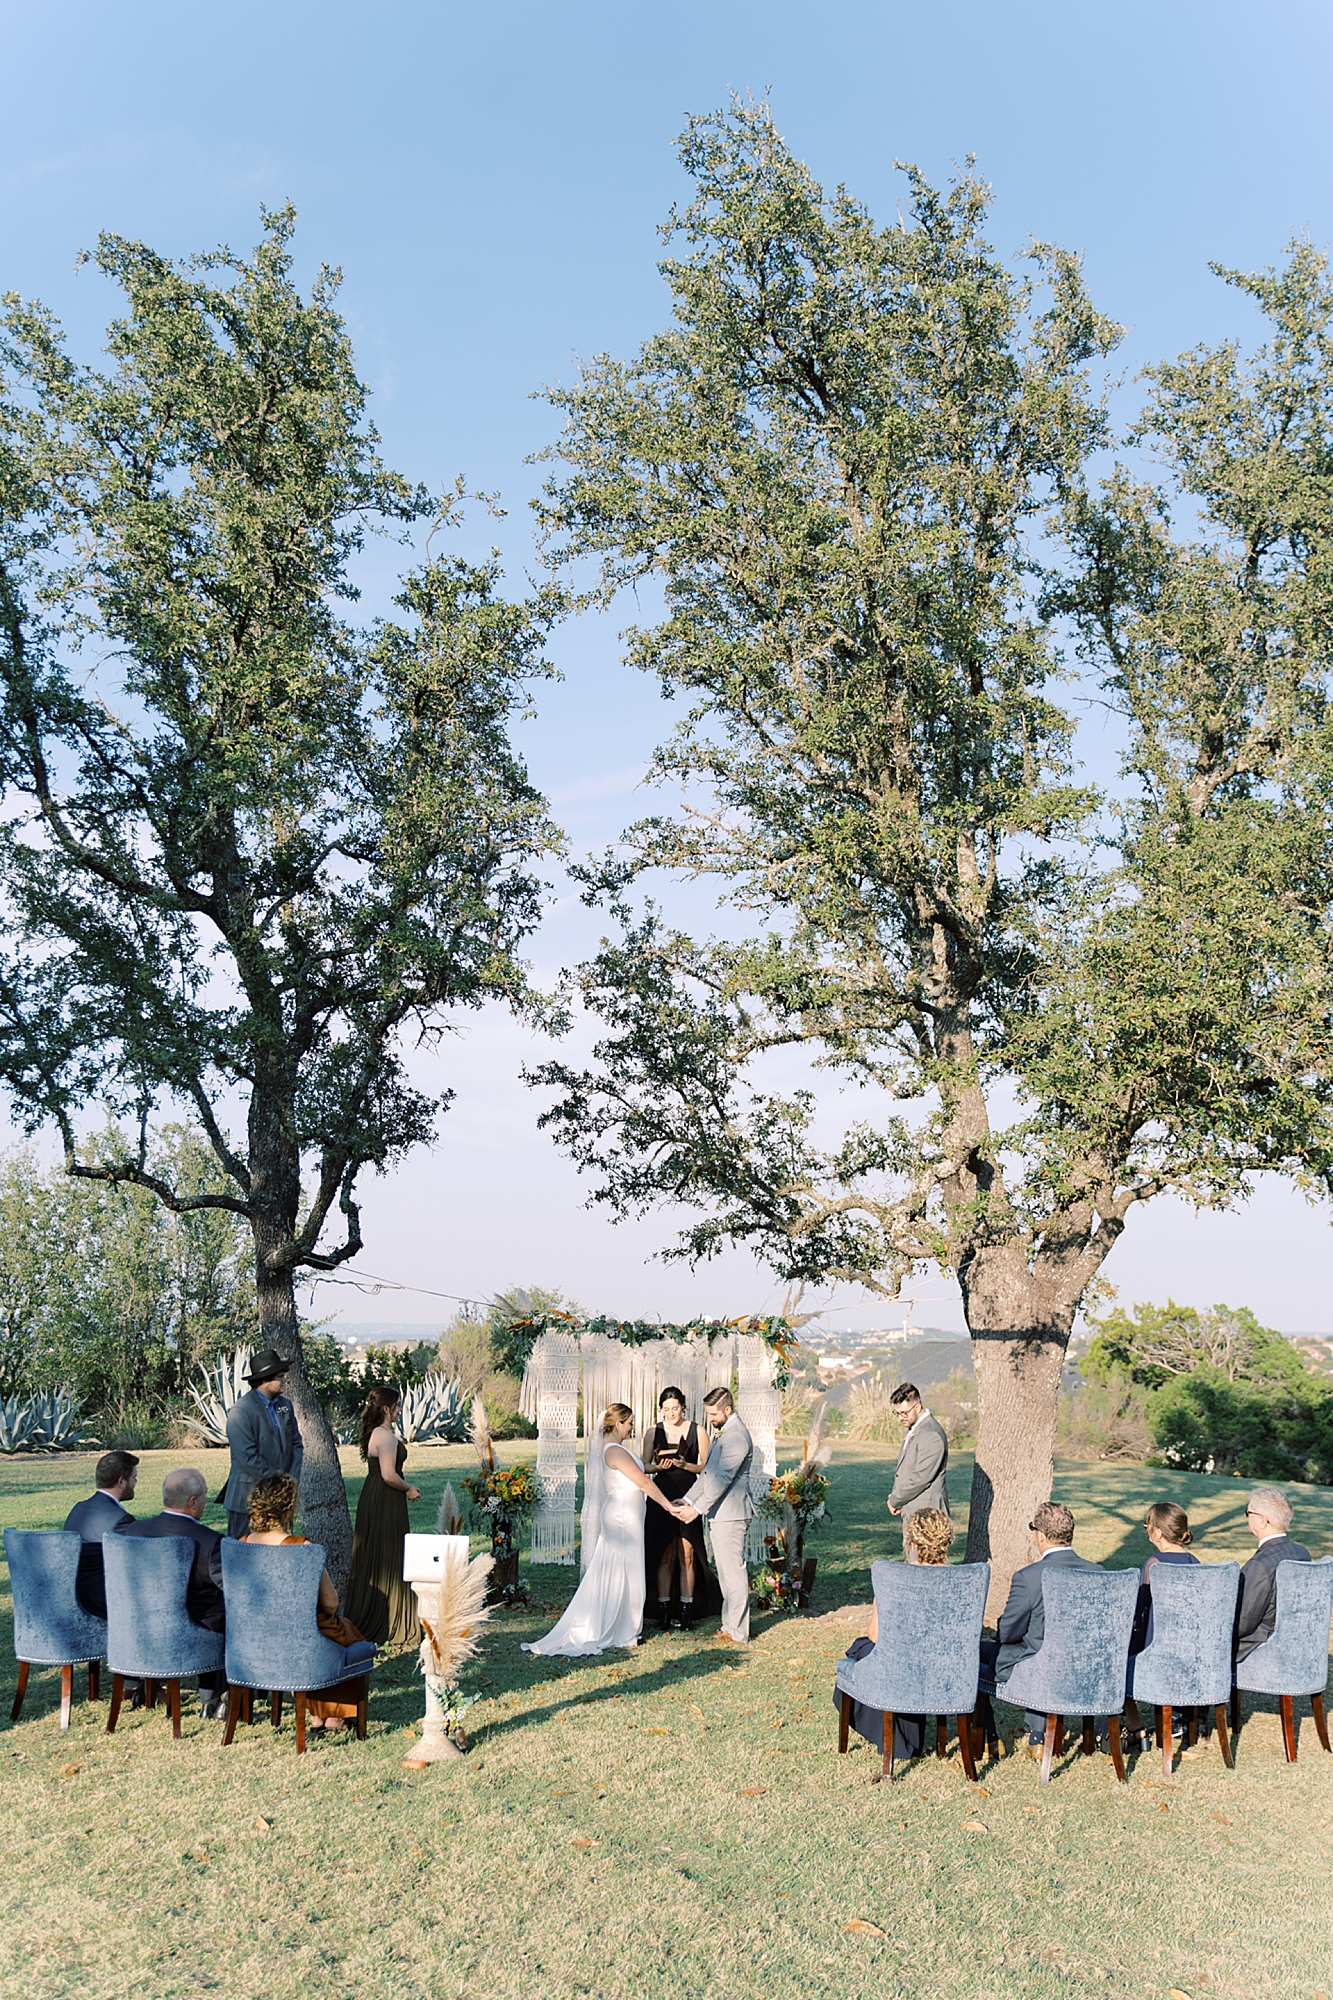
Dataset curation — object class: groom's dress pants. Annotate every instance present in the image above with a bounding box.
[710,1517,751,1642]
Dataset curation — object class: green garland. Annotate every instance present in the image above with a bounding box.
[498,1310,795,1390]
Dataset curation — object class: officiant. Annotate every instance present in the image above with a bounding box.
[643,1386,722,1630]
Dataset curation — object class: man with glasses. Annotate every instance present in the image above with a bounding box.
[1235,1487,1310,1662]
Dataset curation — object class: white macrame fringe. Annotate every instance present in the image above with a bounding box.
[737,1332,780,1560]
[528,1331,580,1565]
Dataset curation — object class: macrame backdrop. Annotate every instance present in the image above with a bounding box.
[576,1333,636,1572]
[520,1325,784,1568]
[523,1331,580,1565]
[736,1333,780,1559]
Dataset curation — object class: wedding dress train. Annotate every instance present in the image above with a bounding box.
[522,1447,646,1656]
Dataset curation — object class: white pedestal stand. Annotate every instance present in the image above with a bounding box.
[402,1534,474,1768]
[405,1596,462,1765]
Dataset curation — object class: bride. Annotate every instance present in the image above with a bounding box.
[522,1403,683,1657]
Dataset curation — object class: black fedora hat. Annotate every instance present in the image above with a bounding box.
[246,1349,293,1384]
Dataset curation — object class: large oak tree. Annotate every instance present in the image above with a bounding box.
[531,104,1333,1604]
[0,210,558,1586]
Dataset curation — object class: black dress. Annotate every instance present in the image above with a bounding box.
[643,1421,723,1617]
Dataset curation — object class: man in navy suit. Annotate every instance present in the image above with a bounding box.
[979,1501,1103,1754]
[117,1466,228,1718]
[1236,1486,1311,1661]
[64,1449,140,1617]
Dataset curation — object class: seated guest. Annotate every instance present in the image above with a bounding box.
[832,1507,954,1762]
[241,1472,373,1733]
[116,1467,228,1719]
[1124,1502,1199,1739]
[64,1450,139,1617]
[977,1501,1102,1759]
[1236,1485,1310,1663]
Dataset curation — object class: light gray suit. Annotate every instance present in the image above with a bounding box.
[684,1413,754,1642]
[889,1411,950,1525]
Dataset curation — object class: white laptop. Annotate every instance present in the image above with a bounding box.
[402,1533,471,1584]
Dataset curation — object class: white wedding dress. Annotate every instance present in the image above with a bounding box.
[522,1447,646,1657]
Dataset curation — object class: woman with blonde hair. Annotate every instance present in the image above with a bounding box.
[243,1473,372,1732]
[832,1508,955,1761]
[523,1403,686,1658]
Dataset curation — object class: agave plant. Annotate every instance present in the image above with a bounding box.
[182,1345,254,1447]
[26,1389,97,1451]
[0,1389,95,1453]
[399,1372,468,1445]
[0,1395,36,1453]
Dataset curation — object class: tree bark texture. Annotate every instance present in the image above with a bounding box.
[960,1247,1077,1621]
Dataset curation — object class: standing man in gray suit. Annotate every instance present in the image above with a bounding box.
[676,1387,754,1644]
[886,1382,949,1553]
[220,1349,304,1539]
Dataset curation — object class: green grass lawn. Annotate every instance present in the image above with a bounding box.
[2,1442,1332,2000]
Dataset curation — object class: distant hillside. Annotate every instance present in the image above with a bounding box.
[877,1339,974,1390]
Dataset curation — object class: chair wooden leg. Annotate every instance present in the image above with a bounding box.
[1186,1707,1198,1747]
[59,1663,73,1731]
[356,1696,367,1743]
[838,1691,851,1753]
[1280,1693,1297,1763]
[10,1660,29,1722]
[1107,1713,1127,1784]
[935,1715,947,1760]
[1230,1686,1240,1736]
[87,1661,100,1702]
[105,1672,124,1734]
[1311,1692,1331,1754]
[165,1680,181,1741]
[144,1679,157,1710]
[879,1710,894,1784]
[271,1690,283,1730]
[1161,1702,1174,1780]
[242,1688,254,1727]
[1214,1704,1234,1769]
[221,1686,243,1747]
[957,1713,978,1782]
[1081,1717,1095,1757]
[1040,1713,1058,1784]
[295,1692,307,1755]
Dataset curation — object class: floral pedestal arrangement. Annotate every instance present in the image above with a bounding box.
[755,1406,831,1614]
[462,1398,539,1607]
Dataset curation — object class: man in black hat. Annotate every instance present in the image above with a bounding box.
[220,1349,305,1540]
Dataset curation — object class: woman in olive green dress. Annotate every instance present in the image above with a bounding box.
[345,1386,421,1645]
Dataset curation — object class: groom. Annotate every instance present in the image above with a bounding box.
[675,1387,753,1644]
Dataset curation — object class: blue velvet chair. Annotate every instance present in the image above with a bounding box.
[1232,1556,1333,1763]
[1128,1560,1240,1778]
[219,1539,375,1754]
[5,1529,106,1729]
[834,1558,989,1783]
[102,1532,226,1739]
[1001,1566,1139,1783]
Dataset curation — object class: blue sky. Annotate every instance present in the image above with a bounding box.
[3,0,1333,1332]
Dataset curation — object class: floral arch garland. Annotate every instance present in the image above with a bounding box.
[507,1311,799,1567]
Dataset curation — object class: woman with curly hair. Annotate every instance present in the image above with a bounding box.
[243,1473,372,1732]
[832,1507,955,1762]
[345,1385,421,1646]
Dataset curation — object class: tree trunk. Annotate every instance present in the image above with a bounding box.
[253,1216,354,1601]
[960,1246,1074,1621]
